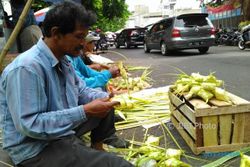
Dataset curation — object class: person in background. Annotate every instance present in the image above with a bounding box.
[10,0,43,52]
[81,33,114,71]
[67,55,119,91]
[67,54,129,145]
[0,1,132,167]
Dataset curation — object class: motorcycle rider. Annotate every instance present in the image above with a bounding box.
[238,24,250,50]
[94,29,108,51]
[242,24,250,43]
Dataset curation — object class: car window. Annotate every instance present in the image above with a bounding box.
[163,19,173,29]
[159,23,164,31]
[145,24,153,31]
[175,16,210,27]
[131,30,139,36]
[151,24,159,33]
[120,31,125,36]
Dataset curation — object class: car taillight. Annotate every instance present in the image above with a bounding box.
[172,28,181,38]
[128,31,132,36]
[210,28,216,35]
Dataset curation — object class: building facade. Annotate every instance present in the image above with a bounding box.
[202,0,243,29]
[126,0,201,28]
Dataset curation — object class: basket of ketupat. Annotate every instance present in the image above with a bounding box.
[169,72,250,155]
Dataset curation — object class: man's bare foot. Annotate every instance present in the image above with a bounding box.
[91,142,106,151]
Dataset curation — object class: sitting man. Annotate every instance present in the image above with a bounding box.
[81,34,114,71]
[0,2,132,167]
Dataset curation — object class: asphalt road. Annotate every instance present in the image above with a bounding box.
[102,45,250,167]
[105,45,250,101]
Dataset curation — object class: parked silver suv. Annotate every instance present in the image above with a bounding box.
[144,13,216,55]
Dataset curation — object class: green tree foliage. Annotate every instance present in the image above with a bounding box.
[30,0,130,32]
[81,0,130,32]
[32,0,52,12]
[206,0,224,7]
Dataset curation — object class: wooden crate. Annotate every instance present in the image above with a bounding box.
[168,89,250,154]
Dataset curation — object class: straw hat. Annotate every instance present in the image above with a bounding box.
[85,34,100,43]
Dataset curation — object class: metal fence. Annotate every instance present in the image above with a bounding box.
[212,15,244,30]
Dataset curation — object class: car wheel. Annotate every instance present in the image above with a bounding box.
[198,47,209,54]
[125,41,130,49]
[144,43,150,53]
[115,42,120,48]
[161,42,168,56]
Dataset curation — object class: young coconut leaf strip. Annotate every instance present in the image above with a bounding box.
[111,86,171,130]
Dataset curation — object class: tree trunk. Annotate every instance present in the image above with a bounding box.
[242,0,250,21]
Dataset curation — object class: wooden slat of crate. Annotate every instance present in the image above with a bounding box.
[188,91,250,117]
[170,103,196,140]
[195,117,204,147]
[196,143,250,153]
[169,90,250,154]
[244,113,250,142]
[171,116,199,154]
[189,99,211,109]
[168,91,196,123]
[209,98,232,107]
[202,116,218,146]
[195,105,250,117]
[219,115,232,145]
[232,113,245,143]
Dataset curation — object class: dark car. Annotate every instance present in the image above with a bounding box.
[0,19,3,37]
[144,23,153,31]
[144,13,216,55]
[115,28,147,48]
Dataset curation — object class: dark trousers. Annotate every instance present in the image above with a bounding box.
[18,109,133,167]
[74,108,116,143]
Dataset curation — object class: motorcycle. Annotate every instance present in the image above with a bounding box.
[98,38,109,50]
[238,24,250,50]
[105,32,116,47]
[94,34,109,51]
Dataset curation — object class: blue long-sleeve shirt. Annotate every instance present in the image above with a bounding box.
[0,38,108,165]
[67,56,112,89]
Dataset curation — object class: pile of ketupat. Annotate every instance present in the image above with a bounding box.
[107,61,152,92]
[107,69,152,92]
[108,135,190,167]
[170,72,231,103]
[240,154,250,167]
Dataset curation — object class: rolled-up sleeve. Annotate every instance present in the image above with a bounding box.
[75,72,109,104]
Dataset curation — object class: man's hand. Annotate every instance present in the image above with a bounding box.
[89,63,110,71]
[89,64,103,71]
[109,66,120,78]
[83,97,119,118]
[108,85,128,96]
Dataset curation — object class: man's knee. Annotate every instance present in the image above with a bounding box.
[0,148,14,166]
